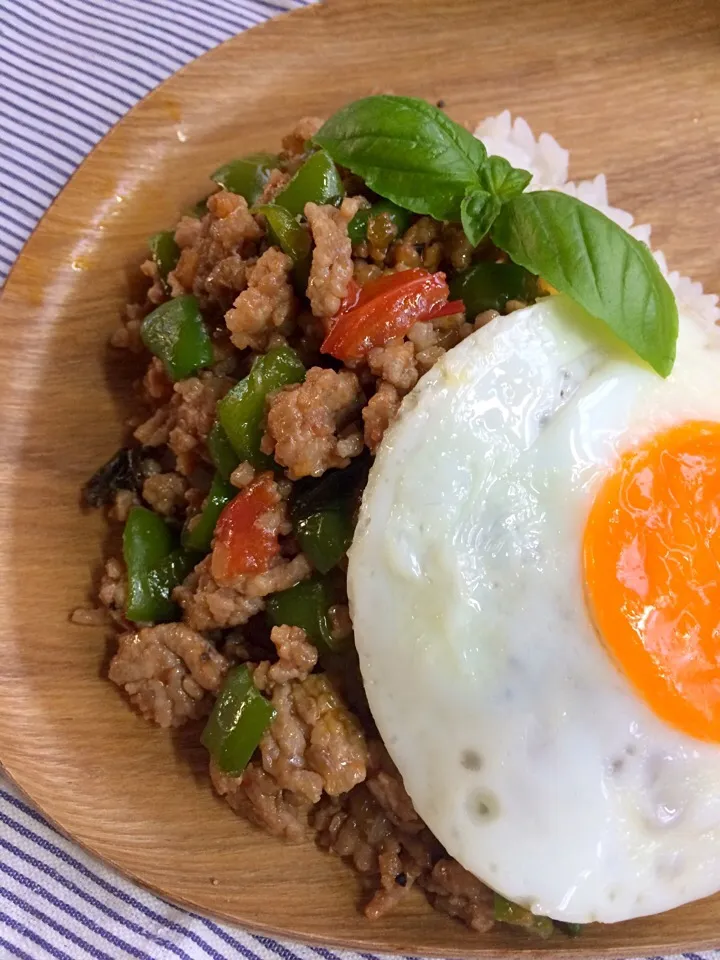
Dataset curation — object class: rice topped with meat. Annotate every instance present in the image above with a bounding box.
[77,97,718,940]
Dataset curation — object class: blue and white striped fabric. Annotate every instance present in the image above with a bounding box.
[0,3,718,958]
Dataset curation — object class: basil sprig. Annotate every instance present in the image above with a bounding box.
[315,95,678,376]
[491,192,678,376]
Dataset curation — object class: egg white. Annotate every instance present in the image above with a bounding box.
[348,295,720,923]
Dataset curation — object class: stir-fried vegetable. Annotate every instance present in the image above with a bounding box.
[274,149,344,218]
[182,472,236,554]
[207,421,240,480]
[347,199,413,244]
[140,295,214,381]
[123,507,198,622]
[217,345,305,469]
[493,894,554,939]
[253,203,312,293]
[211,473,281,582]
[211,152,278,206]
[266,576,338,653]
[291,457,369,573]
[201,665,276,775]
[84,447,146,507]
[148,230,180,288]
[321,268,459,361]
[449,261,539,316]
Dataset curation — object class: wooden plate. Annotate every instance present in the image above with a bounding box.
[1,0,719,954]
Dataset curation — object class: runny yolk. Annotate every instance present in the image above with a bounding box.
[583,421,720,742]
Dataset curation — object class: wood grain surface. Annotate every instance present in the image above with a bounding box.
[1,0,719,955]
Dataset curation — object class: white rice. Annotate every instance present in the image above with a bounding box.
[474,111,719,325]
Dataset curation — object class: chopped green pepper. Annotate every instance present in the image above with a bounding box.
[140,295,214,381]
[182,472,235,553]
[210,152,278,206]
[201,665,276,775]
[347,199,413,244]
[291,456,369,573]
[266,576,338,653]
[493,893,554,939]
[217,345,305,469]
[274,149,344,218]
[207,421,240,479]
[556,921,583,937]
[254,203,312,293]
[123,507,199,623]
[449,261,539,317]
[148,230,180,286]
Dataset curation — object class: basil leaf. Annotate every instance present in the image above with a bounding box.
[314,95,487,221]
[460,188,501,247]
[480,156,532,201]
[491,191,678,376]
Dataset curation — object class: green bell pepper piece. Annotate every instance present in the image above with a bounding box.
[266,576,338,653]
[217,345,305,469]
[556,922,582,937]
[347,199,413,244]
[274,149,344,218]
[254,203,312,293]
[211,152,278,206]
[182,472,235,553]
[291,456,369,573]
[123,507,199,623]
[207,421,240,479]
[148,230,180,286]
[449,262,539,317]
[202,665,276,775]
[295,509,353,575]
[493,894,554,939]
[140,295,214,381]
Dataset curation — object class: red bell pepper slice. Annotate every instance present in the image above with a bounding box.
[211,473,281,582]
[321,268,453,361]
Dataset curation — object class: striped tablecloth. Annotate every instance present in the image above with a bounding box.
[0,2,718,958]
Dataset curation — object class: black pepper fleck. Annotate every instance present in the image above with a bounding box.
[436,99,446,108]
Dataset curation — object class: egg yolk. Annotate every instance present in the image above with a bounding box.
[584,421,720,742]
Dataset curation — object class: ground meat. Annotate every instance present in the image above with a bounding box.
[98,558,126,620]
[167,191,263,306]
[224,247,296,351]
[140,259,166,305]
[135,372,232,474]
[281,116,323,160]
[242,554,312,598]
[253,625,318,692]
[174,556,266,631]
[109,489,138,523]
[108,624,228,728]
[368,341,418,393]
[210,759,313,842]
[110,303,145,353]
[229,461,255,489]
[257,168,291,204]
[262,366,363,478]
[204,254,253,310]
[253,671,368,810]
[422,859,495,933]
[142,357,173,402]
[362,381,400,453]
[293,674,368,796]
[305,198,363,318]
[141,471,187,516]
[174,215,204,249]
[393,217,442,270]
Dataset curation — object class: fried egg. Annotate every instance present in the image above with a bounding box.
[348,294,720,924]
